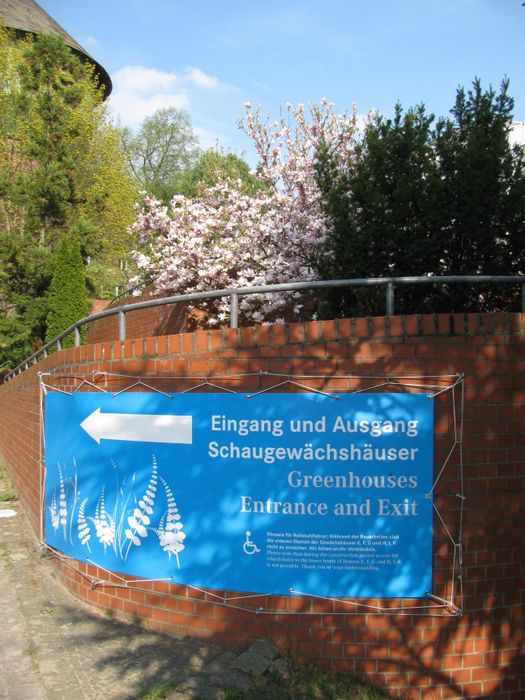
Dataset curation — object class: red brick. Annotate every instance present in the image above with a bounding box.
[155,335,168,355]
[287,322,305,344]
[196,329,209,352]
[404,315,420,336]
[168,612,188,627]
[254,324,272,347]
[271,324,287,345]
[182,332,195,354]
[190,359,209,373]
[355,317,369,338]
[507,313,524,335]
[120,339,132,357]
[319,320,338,341]
[370,316,387,337]
[471,666,493,682]
[171,334,185,355]
[388,315,404,337]
[336,318,353,339]
[452,313,466,335]
[310,627,333,642]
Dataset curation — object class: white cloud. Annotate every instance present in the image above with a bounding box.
[109,65,189,129]
[185,67,221,89]
[109,91,190,130]
[108,65,234,145]
[112,66,180,95]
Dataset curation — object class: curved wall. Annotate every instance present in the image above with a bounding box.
[0,313,524,700]
[86,292,191,343]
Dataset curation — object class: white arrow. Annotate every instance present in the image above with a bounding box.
[80,408,193,445]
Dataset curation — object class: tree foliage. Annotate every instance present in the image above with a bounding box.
[20,34,88,242]
[123,107,199,204]
[45,233,89,347]
[0,32,137,253]
[130,100,358,326]
[0,28,137,366]
[132,85,524,327]
[0,230,51,366]
[176,148,262,198]
[315,79,525,316]
[432,79,525,310]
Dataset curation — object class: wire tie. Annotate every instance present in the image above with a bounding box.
[456,541,463,566]
[446,603,463,617]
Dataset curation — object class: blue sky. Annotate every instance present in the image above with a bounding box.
[38,0,525,163]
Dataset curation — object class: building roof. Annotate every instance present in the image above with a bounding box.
[0,0,112,97]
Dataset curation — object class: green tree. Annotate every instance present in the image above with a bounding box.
[0,231,52,366]
[176,148,262,198]
[19,34,88,243]
[45,232,89,347]
[123,107,199,203]
[315,80,525,317]
[0,28,137,366]
[316,103,442,316]
[15,33,138,255]
[0,29,137,256]
[433,78,525,310]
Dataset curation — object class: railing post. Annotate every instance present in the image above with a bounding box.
[56,339,62,352]
[74,327,81,347]
[386,281,395,316]
[118,311,126,341]
[230,291,238,329]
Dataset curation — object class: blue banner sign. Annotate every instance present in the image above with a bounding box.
[44,391,434,598]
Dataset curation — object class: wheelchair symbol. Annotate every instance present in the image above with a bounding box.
[243,531,261,555]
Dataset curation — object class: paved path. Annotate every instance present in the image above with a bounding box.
[0,498,253,700]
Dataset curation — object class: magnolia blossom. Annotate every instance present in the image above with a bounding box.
[130,100,359,326]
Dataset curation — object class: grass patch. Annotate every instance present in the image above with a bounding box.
[0,541,14,570]
[134,660,390,700]
[135,682,175,699]
[0,489,17,502]
[224,660,390,699]
[0,460,18,503]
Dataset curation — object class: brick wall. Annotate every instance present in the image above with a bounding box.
[0,312,524,700]
[87,291,191,343]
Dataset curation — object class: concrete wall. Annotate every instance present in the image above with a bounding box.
[1,312,524,699]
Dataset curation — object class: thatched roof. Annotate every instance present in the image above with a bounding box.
[0,0,112,97]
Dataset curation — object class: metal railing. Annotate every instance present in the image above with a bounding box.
[3,274,524,381]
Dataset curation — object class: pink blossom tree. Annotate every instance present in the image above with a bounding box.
[130,99,359,326]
